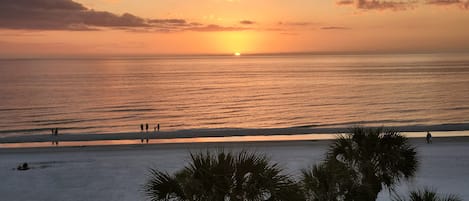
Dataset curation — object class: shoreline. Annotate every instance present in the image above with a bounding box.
[2,135,469,154]
[2,124,469,144]
[1,131,468,150]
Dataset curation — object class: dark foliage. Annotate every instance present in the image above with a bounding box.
[392,188,462,201]
[302,127,418,201]
[144,150,304,201]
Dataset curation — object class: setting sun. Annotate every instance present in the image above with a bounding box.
[234,52,241,56]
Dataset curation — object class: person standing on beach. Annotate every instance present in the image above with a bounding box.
[51,128,55,145]
[145,123,149,143]
[54,128,59,145]
[426,131,432,144]
[157,123,160,132]
[140,124,144,143]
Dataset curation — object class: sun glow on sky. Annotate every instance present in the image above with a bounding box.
[0,0,468,56]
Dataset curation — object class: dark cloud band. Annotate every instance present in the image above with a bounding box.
[0,0,251,32]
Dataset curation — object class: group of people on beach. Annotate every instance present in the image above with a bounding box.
[140,123,160,143]
[51,128,59,145]
[47,124,159,146]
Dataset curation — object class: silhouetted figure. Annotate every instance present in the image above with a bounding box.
[50,128,59,145]
[17,163,29,171]
[145,124,150,143]
[51,128,55,145]
[426,131,432,144]
[140,124,144,143]
[55,128,59,145]
[157,124,160,132]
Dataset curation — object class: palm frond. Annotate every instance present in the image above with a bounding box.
[144,169,184,201]
[145,150,302,201]
[392,188,462,201]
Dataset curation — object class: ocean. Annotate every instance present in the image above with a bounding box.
[1,53,469,137]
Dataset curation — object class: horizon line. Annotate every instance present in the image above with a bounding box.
[1,49,469,60]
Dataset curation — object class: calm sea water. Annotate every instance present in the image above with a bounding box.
[1,53,469,137]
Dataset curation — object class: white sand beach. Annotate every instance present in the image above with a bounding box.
[1,137,469,201]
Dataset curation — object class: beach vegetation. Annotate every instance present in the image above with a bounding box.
[392,188,462,201]
[301,158,358,201]
[144,127,460,201]
[144,150,304,201]
[302,127,418,201]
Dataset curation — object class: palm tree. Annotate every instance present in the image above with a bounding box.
[301,158,358,201]
[302,127,418,201]
[392,188,462,201]
[144,150,304,201]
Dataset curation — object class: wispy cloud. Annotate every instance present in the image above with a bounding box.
[146,19,206,32]
[337,0,469,10]
[337,0,355,5]
[320,26,350,30]
[426,0,461,5]
[426,0,469,9]
[148,19,188,25]
[336,0,416,11]
[240,20,256,25]
[185,24,250,32]
[277,21,315,26]
[273,22,352,33]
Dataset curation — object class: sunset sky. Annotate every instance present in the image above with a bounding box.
[1,0,469,56]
